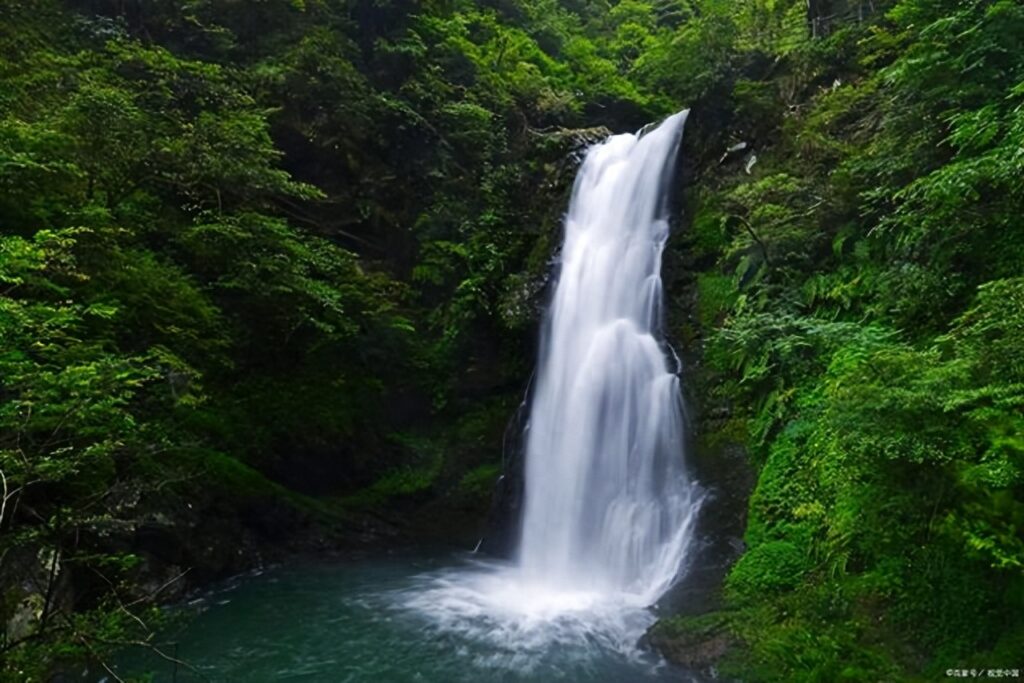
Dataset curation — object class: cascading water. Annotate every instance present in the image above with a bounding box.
[518,110,699,604]
[394,112,702,680]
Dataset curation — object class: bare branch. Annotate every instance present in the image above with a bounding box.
[735,215,772,266]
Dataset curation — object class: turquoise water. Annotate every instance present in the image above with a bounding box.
[114,552,700,683]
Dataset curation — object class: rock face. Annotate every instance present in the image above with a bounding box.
[478,398,528,557]
[5,592,45,644]
[1,546,73,647]
[646,613,739,674]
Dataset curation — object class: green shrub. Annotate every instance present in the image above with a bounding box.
[727,539,811,598]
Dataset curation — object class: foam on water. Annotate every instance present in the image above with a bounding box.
[395,558,675,677]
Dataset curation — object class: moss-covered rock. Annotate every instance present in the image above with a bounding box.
[647,612,742,677]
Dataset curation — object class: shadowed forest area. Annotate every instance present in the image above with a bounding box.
[1,0,1022,681]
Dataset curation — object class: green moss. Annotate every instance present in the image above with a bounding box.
[727,540,812,598]
[182,449,353,525]
[339,458,442,510]
[457,462,501,500]
[187,448,285,500]
[696,273,737,330]
[744,420,820,540]
[653,610,732,640]
[691,204,729,256]
[698,417,749,454]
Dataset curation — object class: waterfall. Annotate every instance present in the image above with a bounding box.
[398,114,701,676]
[518,110,699,604]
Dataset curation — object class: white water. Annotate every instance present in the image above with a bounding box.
[519,109,699,603]
[398,112,701,678]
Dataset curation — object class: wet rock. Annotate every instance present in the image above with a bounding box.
[648,620,737,672]
[1,546,73,645]
[133,560,187,602]
[5,592,45,643]
[478,399,528,558]
[498,271,550,331]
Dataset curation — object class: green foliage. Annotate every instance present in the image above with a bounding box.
[696,272,736,328]
[457,463,502,500]
[0,2,422,673]
[727,539,811,597]
[340,460,442,510]
[685,0,1024,678]
[2,0,1021,680]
